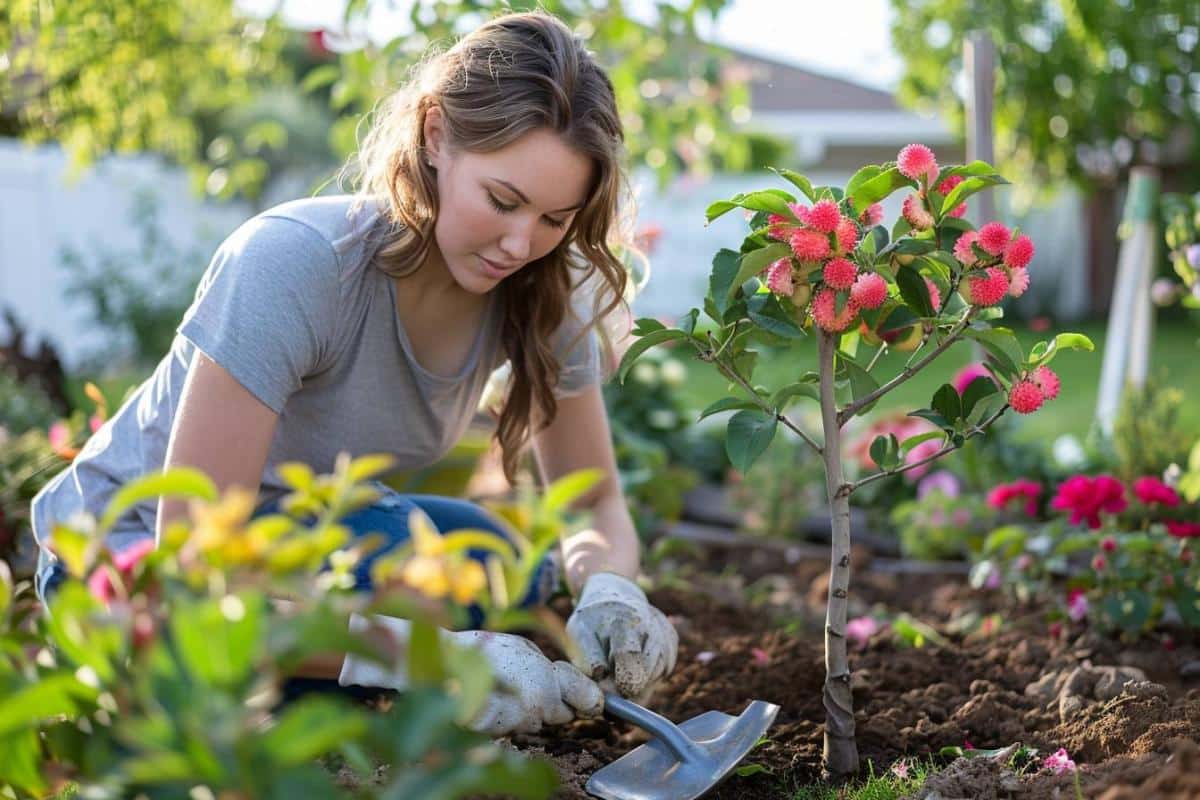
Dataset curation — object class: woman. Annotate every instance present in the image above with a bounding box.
[30,11,677,736]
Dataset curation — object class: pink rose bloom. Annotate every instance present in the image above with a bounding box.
[1133,476,1180,507]
[1166,520,1200,538]
[952,362,994,396]
[1050,474,1127,529]
[987,479,1042,517]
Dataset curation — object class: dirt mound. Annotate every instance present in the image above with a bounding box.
[510,560,1200,799]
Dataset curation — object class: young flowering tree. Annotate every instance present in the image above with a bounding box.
[618,144,1093,777]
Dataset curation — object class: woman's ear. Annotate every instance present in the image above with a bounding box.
[422,104,446,168]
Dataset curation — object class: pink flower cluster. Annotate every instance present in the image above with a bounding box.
[1043,748,1077,775]
[952,222,1035,308]
[764,196,889,332]
[987,479,1042,517]
[1008,365,1061,414]
[1050,474,1128,529]
[1133,476,1179,507]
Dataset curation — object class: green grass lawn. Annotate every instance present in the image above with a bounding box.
[674,317,1200,444]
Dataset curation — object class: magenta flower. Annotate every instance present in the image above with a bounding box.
[1067,589,1089,622]
[86,538,157,604]
[1050,475,1128,529]
[987,479,1042,517]
[1166,520,1200,538]
[1133,476,1180,508]
[1043,748,1076,775]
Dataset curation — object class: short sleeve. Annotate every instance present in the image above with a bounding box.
[177,215,341,413]
[551,312,602,399]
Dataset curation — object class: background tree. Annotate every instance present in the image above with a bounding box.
[2,0,767,203]
[890,0,1200,312]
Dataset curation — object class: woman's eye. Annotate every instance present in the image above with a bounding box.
[544,216,568,230]
[486,192,517,213]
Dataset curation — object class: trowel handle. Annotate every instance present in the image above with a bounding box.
[602,692,706,765]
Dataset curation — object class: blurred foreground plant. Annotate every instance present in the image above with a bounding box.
[0,452,602,798]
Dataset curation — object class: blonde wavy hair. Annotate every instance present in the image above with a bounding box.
[341,11,634,485]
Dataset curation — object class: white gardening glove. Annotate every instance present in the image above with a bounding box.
[338,613,603,736]
[565,572,679,700]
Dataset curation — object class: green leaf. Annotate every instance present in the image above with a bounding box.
[960,376,998,419]
[347,454,397,484]
[844,164,884,201]
[908,409,951,429]
[964,327,1024,376]
[1172,586,1200,627]
[768,167,815,201]
[725,410,778,473]
[1029,332,1095,367]
[261,697,369,765]
[869,435,891,469]
[1100,590,1153,633]
[931,384,962,425]
[840,356,880,416]
[171,593,264,689]
[940,173,1010,219]
[708,248,742,317]
[300,63,341,93]
[705,200,739,223]
[733,243,792,297]
[543,469,604,514]
[771,381,820,410]
[746,293,806,339]
[677,308,699,336]
[617,329,687,384]
[0,675,91,738]
[983,525,1029,558]
[895,265,934,317]
[849,166,913,212]
[100,468,218,531]
[632,317,667,334]
[899,430,945,452]
[697,397,761,421]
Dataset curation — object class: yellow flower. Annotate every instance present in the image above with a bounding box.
[448,560,488,605]
[190,488,257,556]
[401,554,451,600]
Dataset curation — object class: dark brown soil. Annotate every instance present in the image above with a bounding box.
[510,550,1200,799]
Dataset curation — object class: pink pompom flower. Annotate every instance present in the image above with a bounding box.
[897,143,939,182]
[807,199,841,234]
[1032,365,1060,401]
[850,272,888,309]
[952,231,981,267]
[901,194,934,230]
[765,258,795,296]
[1009,379,1045,414]
[836,217,859,253]
[978,222,1012,256]
[1008,266,1031,297]
[1004,234,1035,269]
[823,257,858,290]
[1043,748,1077,775]
[859,203,885,227]
[790,228,831,262]
[810,287,859,332]
[963,267,1011,307]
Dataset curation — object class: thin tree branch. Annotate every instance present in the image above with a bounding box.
[841,404,1008,495]
[838,308,977,426]
[710,356,824,455]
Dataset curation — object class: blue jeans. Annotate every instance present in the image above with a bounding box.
[253,483,562,612]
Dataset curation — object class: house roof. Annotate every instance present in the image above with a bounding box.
[726,46,901,113]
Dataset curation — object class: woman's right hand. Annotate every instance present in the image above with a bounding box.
[339,614,603,736]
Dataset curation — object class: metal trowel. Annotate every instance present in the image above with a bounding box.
[585,692,780,800]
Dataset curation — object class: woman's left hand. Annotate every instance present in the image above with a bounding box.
[565,572,678,699]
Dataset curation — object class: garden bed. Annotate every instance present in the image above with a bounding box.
[514,544,1200,799]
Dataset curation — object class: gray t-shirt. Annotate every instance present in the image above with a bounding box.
[31,194,600,564]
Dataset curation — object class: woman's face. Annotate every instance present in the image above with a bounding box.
[425,114,594,294]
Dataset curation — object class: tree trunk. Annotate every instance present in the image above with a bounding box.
[817,331,858,779]
[1086,182,1119,317]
